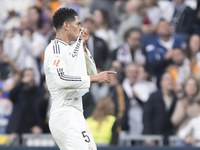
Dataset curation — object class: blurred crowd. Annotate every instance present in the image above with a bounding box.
[0,0,200,147]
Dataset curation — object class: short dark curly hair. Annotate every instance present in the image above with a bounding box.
[53,7,78,30]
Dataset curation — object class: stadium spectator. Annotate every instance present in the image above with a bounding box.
[39,81,51,133]
[3,28,22,62]
[143,72,177,145]
[133,64,157,102]
[82,15,109,70]
[2,18,44,87]
[192,0,200,35]
[111,28,145,66]
[145,19,184,87]
[1,0,34,21]
[6,68,45,136]
[166,47,190,96]
[20,28,45,86]
[67,0,90,21]
[115,0,142,45]
[171,77,200,133]
[82,15,110,106]
[141,0,162,34]
[2,27,41,87]
[178,100,200,147]
[170,0,195,34]
[108,66,129,145]
[20,15,31,30]
[90,65,109,103]
[28,6,52,36]
[0,54,20,134]
[90,0,119,30]
[35,0,61,15]
[184,34,200,81]
[112,60,123,69]
[86,97,116,144]
[0,54,21,94]
[158,0,174,22]
[22,27,47,60]
[93,9,118,51]
[122,63,143,136]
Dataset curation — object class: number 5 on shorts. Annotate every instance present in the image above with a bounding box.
[81,131,90,142]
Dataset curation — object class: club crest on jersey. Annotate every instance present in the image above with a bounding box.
[88,144,93,150]
[72,39,81,57]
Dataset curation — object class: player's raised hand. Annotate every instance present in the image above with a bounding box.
[90,71,117,83]
[80,28,89,46]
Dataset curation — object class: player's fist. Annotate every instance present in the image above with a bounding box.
[80,28,89,46]
[90,71,117,83]
[98,71,115,83]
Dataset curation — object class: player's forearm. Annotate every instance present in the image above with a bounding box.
[89,71,116,84]
[55,75,91,89]
[89,75,99,84]
[50,68,91,89]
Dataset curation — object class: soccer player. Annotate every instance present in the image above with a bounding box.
[44,8,116,150]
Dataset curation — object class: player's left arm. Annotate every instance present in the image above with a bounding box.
[81,28,97,75]
[84,48,97,75]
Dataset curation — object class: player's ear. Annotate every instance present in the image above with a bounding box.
[63,21,70,31]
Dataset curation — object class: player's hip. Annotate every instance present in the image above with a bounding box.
[50,104,83,115]
[49,107,96,150]
[49,106,83,126]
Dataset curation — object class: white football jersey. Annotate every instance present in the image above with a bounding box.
[44,37,97,115]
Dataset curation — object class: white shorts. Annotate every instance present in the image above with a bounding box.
[49,106,97,150]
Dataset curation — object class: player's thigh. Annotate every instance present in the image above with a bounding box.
[80,116,97,150]
[66,111,97,150]
[49,112,73,148]
[49,111,96,150]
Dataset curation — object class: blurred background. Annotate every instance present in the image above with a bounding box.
[0,0,200,149]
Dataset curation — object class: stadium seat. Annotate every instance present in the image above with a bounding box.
[22,134,56,147]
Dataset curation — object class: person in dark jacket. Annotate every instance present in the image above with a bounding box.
[145,19,185,87]
[111,27,146,66]
[171,0,195,34]
[82,15,109,70]
[192,0,200,35]
[108,66,129,145]
[6,68,45,137]
[143,72,177,145]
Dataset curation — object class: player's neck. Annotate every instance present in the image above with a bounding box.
[55,31,71,45]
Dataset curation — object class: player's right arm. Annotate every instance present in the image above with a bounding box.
[90,71,116,84]
[45,49,116,89]
[46,52,90,89]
